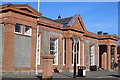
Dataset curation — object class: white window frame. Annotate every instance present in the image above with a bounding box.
[50,37,58,65]
[72,42,74,66]
[77,40,80,66]
[24,26,32,36]
[14,24,22,34]
[72,39,80,66]
[63,38,66,65]
[90,45,95,66]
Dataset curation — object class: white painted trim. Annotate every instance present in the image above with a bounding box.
[56,39,58,65]
[24,26,32,36]
[83,43,84,66]
[72,40,80,66]
[77,40,80,66]
[38,0,40,12]
[98,46,99,67]
[36,34,41,65]
[63,39,65,65]
[90,45,95,66]
[93,46,95,65]
[35,23,39,74]
[52,38,58,65]
[14,24,22,34]
[72,43,75,66]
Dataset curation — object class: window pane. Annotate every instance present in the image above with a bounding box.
[50,46,55,50]
[24,26,32,35]
[63,39,66,65]
[15,24,22,33]
[50,42,55,47]
[50,37,58,65]
[50,51,55,55]
[90,45,94,65]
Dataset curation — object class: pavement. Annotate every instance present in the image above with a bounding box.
[1,70,120,80]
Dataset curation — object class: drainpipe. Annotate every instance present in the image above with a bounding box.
[35,0,40,74]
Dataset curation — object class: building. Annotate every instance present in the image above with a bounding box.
[0,4,119,73]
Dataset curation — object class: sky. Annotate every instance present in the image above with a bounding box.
[2,2,118,36]
[40,2,118,35]
[1,0,120,2]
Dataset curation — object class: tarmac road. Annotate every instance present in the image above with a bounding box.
[1,70,120,80]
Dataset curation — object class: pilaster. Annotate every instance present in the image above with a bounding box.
[107,45,111,70]
[3,23,14,71]
[66,37,72,69]
[114,45,118,63]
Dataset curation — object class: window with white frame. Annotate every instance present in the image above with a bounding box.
[77,40,80,66]
[72,39,80,66]
[24,26,32,36]
[14,24,22,34]
[90,45,95,66]
[63,38,66,65]
[50,37,58,65]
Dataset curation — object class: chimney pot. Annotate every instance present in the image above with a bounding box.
[103,32,108,36]
[97,31,103,36]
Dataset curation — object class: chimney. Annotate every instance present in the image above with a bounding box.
[58,15,61,19]
[103,32,108,36]
[97,31,103,36]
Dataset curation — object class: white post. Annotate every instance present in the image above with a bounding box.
[35,0,40,74]
[38,0,40,12]
[36,25,39,74]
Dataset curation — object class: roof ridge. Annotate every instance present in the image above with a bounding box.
[66,14,77,26]
[41,16,54,20]
[40,16,61,24]
[54,16,73,21]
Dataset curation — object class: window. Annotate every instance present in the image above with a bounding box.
[63,38,66,65]
[72,39,80,66]
[24,26,32,36]
[90,45,95,66]
[77,40,80,66]
[72,41,74,65]
[50,37,58,65]
[14,24,22,34]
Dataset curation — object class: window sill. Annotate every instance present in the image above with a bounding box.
[14,33,31,37]
[24,33,32,36]
[14,32,22,34]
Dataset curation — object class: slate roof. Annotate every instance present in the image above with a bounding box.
[40,16,56,22]
[54,17,73,28]
[40,15,77,28]
[40,14,80,28]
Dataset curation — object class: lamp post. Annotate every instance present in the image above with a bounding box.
[72,34,79,78]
